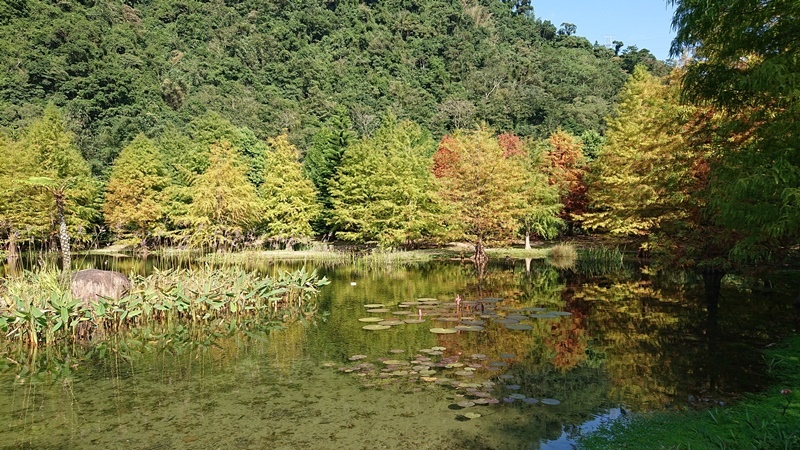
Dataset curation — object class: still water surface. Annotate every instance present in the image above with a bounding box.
[1,256,798,449]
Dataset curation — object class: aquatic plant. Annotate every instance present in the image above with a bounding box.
[548,243,577,269]
[576,246,627,277]
[0,266,329,345]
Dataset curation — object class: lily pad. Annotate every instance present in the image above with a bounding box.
[403,319,426,324]
[552,311,573,316]
[457,400,475,408]
[541,398,561,405]
[348,355,368,361]
[378,320,405,326]
[505,323,533,331]
[436,317,461,322]
[358,317,384,322]
[362,324,391,331]
[382,359,409,365]
[509,393,526,400]
[430,328,458,334]
[392,311,412,315]
[499,353,516,359]
[523,397,539,405]
[455,325,484,331]
[431,346,447,351]
[363,304,385,308]
[531,313,558,319]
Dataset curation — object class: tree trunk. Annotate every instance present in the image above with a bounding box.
[474,239,488,266]
[7,229,19,263]
[525,231,531,250]
[55,191,71,272]
[702,270,725,315]
[525,258,532,275]
[285,238,295,251]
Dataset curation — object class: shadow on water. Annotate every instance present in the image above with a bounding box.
[1,255,798,448]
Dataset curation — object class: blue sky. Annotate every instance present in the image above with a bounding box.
[533,1,677,61]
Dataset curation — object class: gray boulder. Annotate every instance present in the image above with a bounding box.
[71,269,131,305]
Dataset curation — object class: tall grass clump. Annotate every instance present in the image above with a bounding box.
[0,266,329,346]
[548,243,578,269]
[576,246,626,277]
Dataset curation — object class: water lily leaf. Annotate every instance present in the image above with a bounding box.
[378,320,404,326]
[362,325,391,331]
[358,317,383,322]
[541,398,561,405]
[430,328,457,334]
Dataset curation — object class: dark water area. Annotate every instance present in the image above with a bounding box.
[1,254,798,449]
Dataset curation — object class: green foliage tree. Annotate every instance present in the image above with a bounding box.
[583,67,686,236]
[19,106,96,270]
[103,134,170,249]
[181,141,261,249]
[583,66,729,270]
[433,127,528,263]
[328,117,444,248]
[304,116,354,234]
[498,132,563,247]
[260,134,321,249]
[520,145,564,248]
[0,135,49,261]
[671,0,800,262]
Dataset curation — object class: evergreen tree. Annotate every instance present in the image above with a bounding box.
[260,134,321,250]
[103,134,170,249]
[303,116,354,235]
[328,117,444,248]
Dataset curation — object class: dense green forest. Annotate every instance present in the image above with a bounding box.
[0,0,665,171]
[2,0,797,275]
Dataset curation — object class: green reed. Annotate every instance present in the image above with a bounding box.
[0,266,329,346]
[576,246,627,277]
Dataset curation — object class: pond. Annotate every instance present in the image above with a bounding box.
[1,255,798,449]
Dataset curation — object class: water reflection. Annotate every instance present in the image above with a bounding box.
[1,257,798,448]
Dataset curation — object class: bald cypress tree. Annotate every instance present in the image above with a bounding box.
[260,134,321,250]
[182,141,261,249]
[104,134,170,250]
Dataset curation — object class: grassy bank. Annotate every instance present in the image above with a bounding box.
[580,336,800,449]
[0,266,329,346]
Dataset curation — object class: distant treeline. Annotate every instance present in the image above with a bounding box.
[0,0,667,173]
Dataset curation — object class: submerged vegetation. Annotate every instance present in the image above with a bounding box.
[0,266,329,346]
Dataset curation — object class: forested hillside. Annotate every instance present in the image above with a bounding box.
[0,0,665,173]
